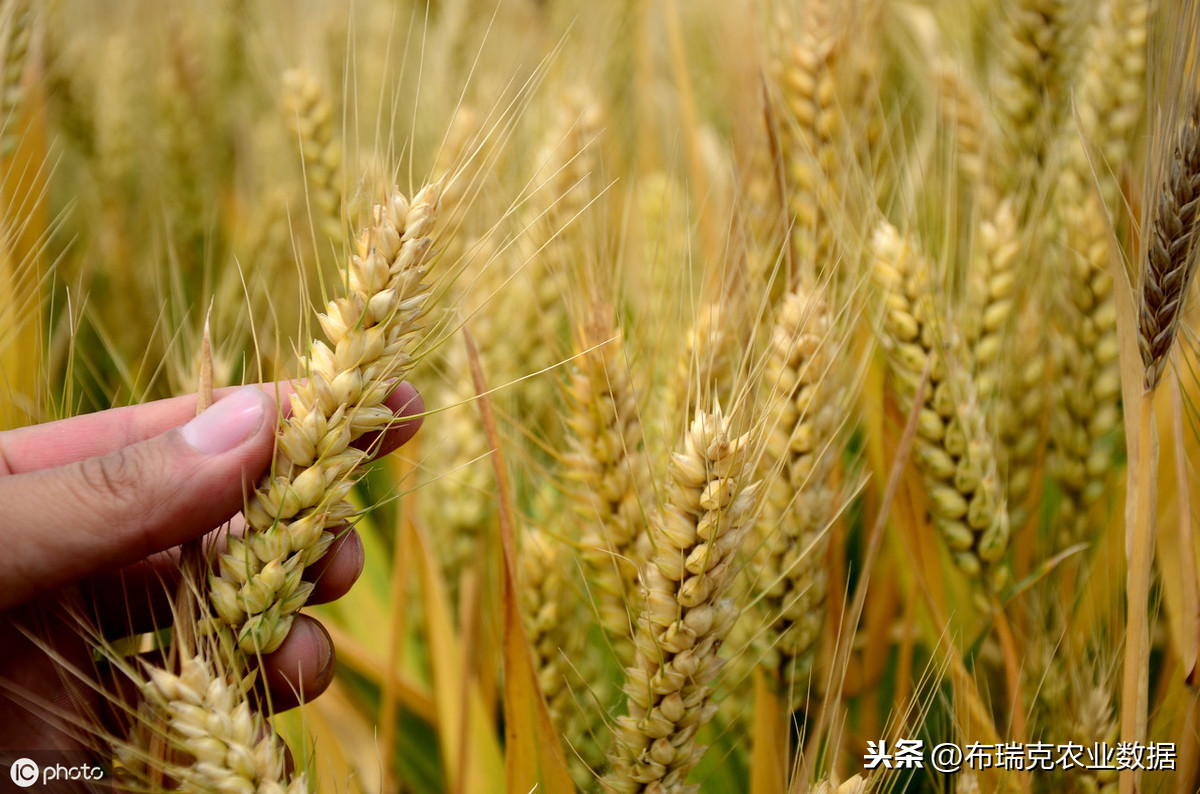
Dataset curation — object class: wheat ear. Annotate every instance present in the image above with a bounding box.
[749,284,851,701]
[934,59,997,216]
[209,182,440,654]
[1040,2,1151,546]
[131,656,307,794]
[812,775,866,794]
[503,86,605,427]
[283,68,343,246]
[518,523,584,748]
[1122,91,1200,794]
[872,221,1009,583]
[1075,682,1121,793]
[1140,100,1200,390]
[564,318,650,660]
[992,0,1084,194]
[606,408,759,793]
[426,335,494,598]
[1069,0,1153,210]
[769,1,850,275]
[966,199,1045,534]
[0,0,31,159]
[516,518,607,787]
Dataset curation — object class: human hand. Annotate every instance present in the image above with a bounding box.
[0,381,423,753]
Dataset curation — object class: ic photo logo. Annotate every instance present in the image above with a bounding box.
[6,756,106,789]
[9,758,38,788]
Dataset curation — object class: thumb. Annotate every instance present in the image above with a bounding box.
[0,386,277,610]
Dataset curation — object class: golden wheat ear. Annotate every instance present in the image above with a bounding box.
[0,0,33,161]
[563,315,651,664]
[283,68,344,253]
[211,181,441,655]
[606,408,760,793]
[122,654,308,794]
[871,220,1009,586]
[740,280,858,712]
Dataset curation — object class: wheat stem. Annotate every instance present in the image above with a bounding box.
[1119,390,1155,794]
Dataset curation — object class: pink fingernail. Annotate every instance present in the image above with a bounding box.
[181,386,268,454]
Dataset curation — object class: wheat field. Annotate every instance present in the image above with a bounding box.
[1,0,1199,792]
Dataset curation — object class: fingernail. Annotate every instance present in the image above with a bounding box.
[295,619,335,682]
[180,386,269,454]
[316,623,335,680]
[346,531,365,582]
